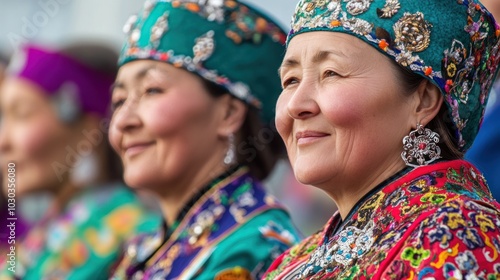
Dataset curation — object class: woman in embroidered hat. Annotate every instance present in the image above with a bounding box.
[0,43,160,280]
[263,0,500,279]
[108,1,300,279]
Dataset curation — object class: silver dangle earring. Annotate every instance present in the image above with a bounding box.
[401,123,441,168]
[223,133,236,166]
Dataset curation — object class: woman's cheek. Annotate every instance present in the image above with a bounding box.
[320,91,364,128]
[275,94,292,143]
[144,102,181,137]
[16,122,58,158]
[108,125,121,155]
[275,93,297,164]
[143,93,205,137]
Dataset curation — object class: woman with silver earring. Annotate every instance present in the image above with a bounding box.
[0,43,160,279]
[264,0,500,278]
[108,1,300,279]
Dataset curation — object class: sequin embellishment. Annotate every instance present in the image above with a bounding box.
[299,220,376,278]
[150,12,169,48]
[193,31,215,65]
[345,0,373,16]
[376,0,401,18]
[393,12,432,53]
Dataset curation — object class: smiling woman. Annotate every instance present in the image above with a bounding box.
[107,1,300,279]
[264,0,500,279]
[0,43,160,280]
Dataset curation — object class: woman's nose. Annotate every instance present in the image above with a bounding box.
[111,98,142,133]
[286,80,320,120]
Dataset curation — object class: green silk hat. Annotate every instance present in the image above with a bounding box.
[288,0,500,152]
[119,0,287,125]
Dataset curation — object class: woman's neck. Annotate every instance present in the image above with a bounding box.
[325,158,408,220]
[157,158,231,226]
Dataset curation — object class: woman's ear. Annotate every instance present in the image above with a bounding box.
[216,95,248,137]
[412,80,443,127]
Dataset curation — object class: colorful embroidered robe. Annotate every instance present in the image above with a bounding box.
[0,184,160,280]
[111,167,300,280]
[264,160,500,279]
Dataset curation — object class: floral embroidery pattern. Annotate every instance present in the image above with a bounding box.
[264,160,500,279]
[112,169,295,280]
[429,224,454,248]
[401,247,431,267]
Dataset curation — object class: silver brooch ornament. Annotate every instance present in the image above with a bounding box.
[393,12,432,53]
[343,16,373,35]
[345,0,373,16]
[150,12,169,48]
[376,0,401,18]
[193,30,215,65]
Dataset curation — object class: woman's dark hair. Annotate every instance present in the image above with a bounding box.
[60,42,123,182]
[202,79,285,180]
[60,43,118,76]
[394,62,464,160]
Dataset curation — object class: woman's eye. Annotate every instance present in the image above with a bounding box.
[111,99,125,111]
[145,87,164,95]
[323,70,338,78]
[282,78,299,89]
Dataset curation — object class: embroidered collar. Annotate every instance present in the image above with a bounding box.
[165,164,243,238]
[300,165,417,277]
[119,165,283,279]
[297,160,492,278]
[330,166,413,236]
[125,165,242,273]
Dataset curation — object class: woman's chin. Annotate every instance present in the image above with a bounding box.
[294,169,325,187]
[124,170,170,195]
[123,171,152,190]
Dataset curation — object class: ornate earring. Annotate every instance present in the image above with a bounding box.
[401,123,441,168]
[223,133,236,166]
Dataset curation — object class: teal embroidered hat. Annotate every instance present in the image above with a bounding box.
[119,0,287,125]
[288,0,500,152]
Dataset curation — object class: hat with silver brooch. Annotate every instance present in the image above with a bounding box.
[119,0,287,125]
[288,0,500,152]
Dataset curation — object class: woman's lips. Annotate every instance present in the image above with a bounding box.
[295,131,330,145]
[123,142,154,157]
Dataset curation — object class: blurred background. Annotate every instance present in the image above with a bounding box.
[0,0,336,236]
[0,0,295,55]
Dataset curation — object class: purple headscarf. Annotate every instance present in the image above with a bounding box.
[7,45,114,118]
